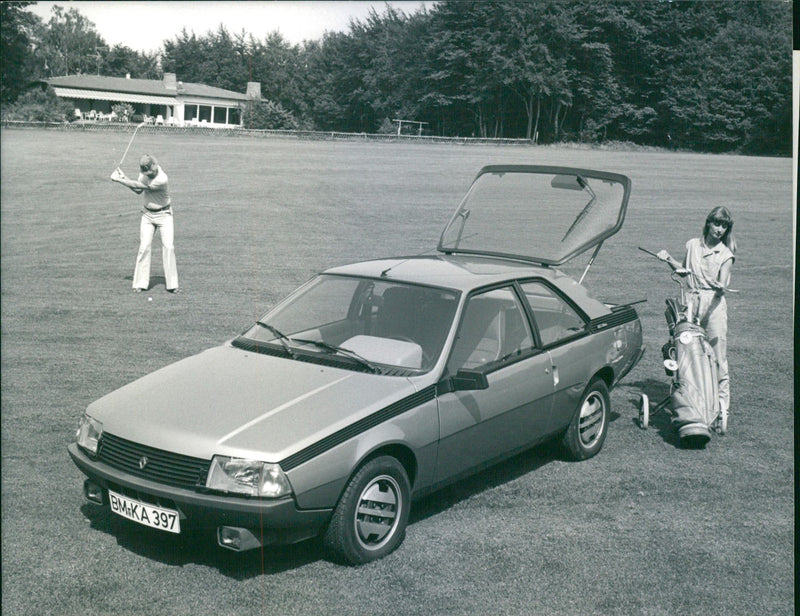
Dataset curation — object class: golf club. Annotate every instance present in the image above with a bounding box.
[117,121,147,168]
[638,246,738,293]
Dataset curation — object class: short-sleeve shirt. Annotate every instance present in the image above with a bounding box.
[138,167,170,210]
[683,237,734,290]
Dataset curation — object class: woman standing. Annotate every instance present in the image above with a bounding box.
[657,207,736,413]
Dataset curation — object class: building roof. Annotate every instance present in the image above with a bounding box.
[44,74,250,102]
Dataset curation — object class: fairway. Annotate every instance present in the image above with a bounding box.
[1,128,793,616]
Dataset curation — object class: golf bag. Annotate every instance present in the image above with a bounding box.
[640,271,727,447]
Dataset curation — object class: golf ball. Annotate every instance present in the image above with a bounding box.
[148,297,153,301]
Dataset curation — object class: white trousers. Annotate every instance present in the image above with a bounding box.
[696,291,729,408]
[133,209,178,291]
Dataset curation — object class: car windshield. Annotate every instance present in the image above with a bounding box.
[438,165,631,266]
[240,275,460,373]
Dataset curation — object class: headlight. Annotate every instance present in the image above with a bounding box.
[76,414,103,456]
[206,456,292,498]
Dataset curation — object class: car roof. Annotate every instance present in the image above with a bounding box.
[324,254,610,318]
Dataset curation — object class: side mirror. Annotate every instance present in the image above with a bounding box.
[438,369,489,394]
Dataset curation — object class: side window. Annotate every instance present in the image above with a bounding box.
[520,281,587,346]
[446,287,533,374]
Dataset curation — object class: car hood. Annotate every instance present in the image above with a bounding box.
[86,344,417,462]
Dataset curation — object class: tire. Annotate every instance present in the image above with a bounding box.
[323,456,410,565]
[561,378,610,461]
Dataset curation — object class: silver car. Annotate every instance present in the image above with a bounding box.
[69,165,644,565]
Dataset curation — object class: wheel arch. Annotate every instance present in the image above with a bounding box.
[594,366,614,390]
[355,443,418,488]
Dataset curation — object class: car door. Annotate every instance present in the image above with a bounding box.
[435,285,555,482]
[518,280,593,433]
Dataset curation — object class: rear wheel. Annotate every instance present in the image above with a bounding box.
[562,378,609,460]
[323,456,410,565]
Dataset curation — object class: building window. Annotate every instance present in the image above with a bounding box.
[184,103,241,126]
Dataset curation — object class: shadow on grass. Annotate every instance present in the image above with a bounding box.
[79,439,569,576]
[409,439,563,525]
[124,274,168,291]
[81,503,325,578]
[624,377,681,448]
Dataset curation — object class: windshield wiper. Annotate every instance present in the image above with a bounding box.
[291,338,380,374]
[255,322,296,358]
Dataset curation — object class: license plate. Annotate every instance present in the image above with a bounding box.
[108,490,181,534]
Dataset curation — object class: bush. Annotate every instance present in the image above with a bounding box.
[112,103,134,122]
[0,86,75,122]
[377,118,396,134]
[242,100,299,130]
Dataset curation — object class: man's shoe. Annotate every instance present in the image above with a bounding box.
[167,288,180,294]
[132,288,144,293]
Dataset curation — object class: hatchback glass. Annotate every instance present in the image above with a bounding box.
[438,165,631,266]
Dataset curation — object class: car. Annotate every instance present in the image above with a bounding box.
[69,164,644,565]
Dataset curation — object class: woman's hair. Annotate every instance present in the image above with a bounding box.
[703,206,736,253]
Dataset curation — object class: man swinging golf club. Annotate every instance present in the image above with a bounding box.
[111,154,180,293]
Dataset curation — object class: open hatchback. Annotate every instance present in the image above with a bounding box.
[439,165,631,269]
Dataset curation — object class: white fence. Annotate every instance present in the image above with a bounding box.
[0,120,535,146]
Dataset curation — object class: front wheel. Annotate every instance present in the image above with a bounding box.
[561,378,610,461]
[323,456,411,565]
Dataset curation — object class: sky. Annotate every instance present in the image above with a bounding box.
[27,1,430,52]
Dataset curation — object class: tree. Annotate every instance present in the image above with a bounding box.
[103,44,161,79]
[35,5,106,76]
[424,1,509,137]
[301,33,351,130]
[658,0,791,153]
[162,26,249,91]
[1,1,38,103]
[570,0,664,144]
[247,32,308,119]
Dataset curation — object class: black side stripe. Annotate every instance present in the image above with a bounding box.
[588,306,639,332]
[280,384,437,471]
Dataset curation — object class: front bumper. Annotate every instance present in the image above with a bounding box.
[68,443,331,546]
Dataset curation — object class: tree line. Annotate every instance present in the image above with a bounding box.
[2,1,792,155]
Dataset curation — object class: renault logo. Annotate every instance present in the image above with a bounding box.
[138,456,149,470]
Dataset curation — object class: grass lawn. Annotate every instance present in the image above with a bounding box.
[1,127,794,616]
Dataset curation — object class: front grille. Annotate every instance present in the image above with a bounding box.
[98,433,210,489]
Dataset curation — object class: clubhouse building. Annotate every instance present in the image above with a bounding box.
[42,73,261,127]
